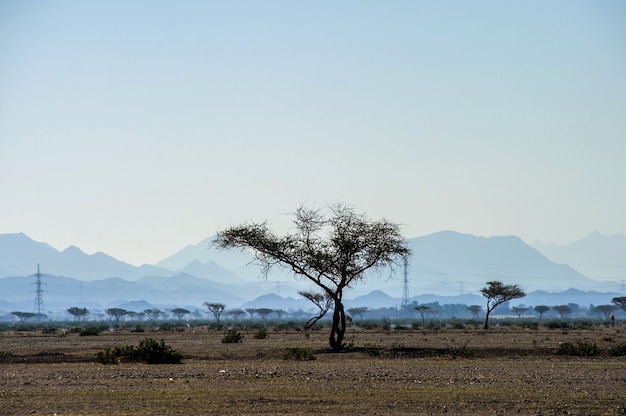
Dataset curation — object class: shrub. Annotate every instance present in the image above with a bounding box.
[158,322,174,331]
[609,343,626,356]
[79,327,101,336]
[382,317,392,331]
[283,347,316,361]
[556,341,599,357]
[254,327,268,339]
[95,338,182,364]
[221,329,243,343]
[42,326,57,334]
[131,325,145,333]
[547,321,569,330]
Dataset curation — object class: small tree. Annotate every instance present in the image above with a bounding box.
[171,308,190,321]
[204,302,225,326]
[274,309,287,320]
[67,307,89,323]
[126,311,141,321]
[245,308,257,320]
[534,305,550,320]
[511,306,530,318]
[214,204,411,350]
[256,308,274,322]
[144,309,162,321]
[480,281,526,329]
[226,309,246,322]
[467,305,482,320]
[552,305,572,319]
[346,307,369,320]
[299,290,333,330]
[414,305,431,326]
[105,308,128,324]
[11,311,37,322]
[594,304,618,321]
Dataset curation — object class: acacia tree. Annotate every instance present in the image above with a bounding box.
[534,305,550,320]
[226,309,246,322]
[67,307,89,323]
[105,308,127,324]
[552,305,572,318]
[593,304,618,321]
[214,204,411,350]
[171,308,190,321]
[144,308,162,321]
[511,306,530,318]
[256,308,274,322]
[414,305,431,326]
[204,302,226,326]
[480,281,526,329]
[11,311,37,322]
[467,305,482,320]
[346,307,369,320]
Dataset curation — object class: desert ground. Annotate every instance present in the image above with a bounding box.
[1,324,625,415]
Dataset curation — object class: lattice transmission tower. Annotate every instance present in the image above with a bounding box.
[32,264,46,321]
[401,257,410,308]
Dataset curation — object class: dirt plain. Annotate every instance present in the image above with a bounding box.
[1,325,625,415]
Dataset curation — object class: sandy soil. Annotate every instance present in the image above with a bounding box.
[1,327,625,415]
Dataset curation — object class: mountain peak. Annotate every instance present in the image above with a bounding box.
[62,245,85,254]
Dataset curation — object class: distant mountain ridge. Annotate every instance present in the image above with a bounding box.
[0,230,622,314]
[405,231,599,294]
[0,233,171,281]
[532,231,626,281]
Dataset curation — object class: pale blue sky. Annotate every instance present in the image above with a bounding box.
[1,1,625,266]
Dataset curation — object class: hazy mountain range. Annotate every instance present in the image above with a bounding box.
[0,231,624,314]
[532,231,626,282]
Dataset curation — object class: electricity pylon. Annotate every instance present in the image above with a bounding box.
[401,257,410,308]
[32,264,45,321]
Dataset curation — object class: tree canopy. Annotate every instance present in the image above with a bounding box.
[612,297,626,313]
[67,307,89,322]
[204,302,226,326]
[171,308,190,320]
[214,203,411,350]
[480,281,525,329]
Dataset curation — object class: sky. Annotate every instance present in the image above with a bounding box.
[1,1,625,266]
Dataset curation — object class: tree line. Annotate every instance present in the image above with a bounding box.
[6,204,626,350]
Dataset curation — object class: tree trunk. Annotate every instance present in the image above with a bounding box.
[483,310,490,329]
[329,299,346,351]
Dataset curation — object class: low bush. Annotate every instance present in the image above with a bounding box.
[556,341,599,357]
[222,329,243,343]
[283,347,316,361]
[95,338,182,364]
[158,322,174,331]
[547,320,571,329]
[254,327,268,339]
[41,326,57,334]
[79,327,101,336]
[608,343,626,356]
[131,325,145,333]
